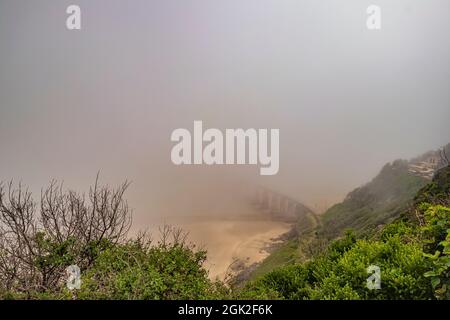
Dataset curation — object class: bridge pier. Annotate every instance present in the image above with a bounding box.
[253,187,314,222]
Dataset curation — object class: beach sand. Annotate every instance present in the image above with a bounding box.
[147,215,292,280]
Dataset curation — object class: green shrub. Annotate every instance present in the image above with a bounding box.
[240,224,434,300]
[422,205,450,299]
[75,237,224,300]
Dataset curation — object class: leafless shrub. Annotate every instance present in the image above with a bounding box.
[158,224,189,248]
[0,174,132,294]
[440,147,449,166]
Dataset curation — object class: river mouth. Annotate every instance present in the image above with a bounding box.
[146,214,293,280]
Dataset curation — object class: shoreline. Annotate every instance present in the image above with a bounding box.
[145,215,293,280]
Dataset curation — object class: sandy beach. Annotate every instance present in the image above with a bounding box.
[147,215,292,280]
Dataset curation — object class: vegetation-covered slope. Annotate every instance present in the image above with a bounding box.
[320,160,427,239]
[244,158,430,282]
[414,165,450,207]
[238,165,450,300]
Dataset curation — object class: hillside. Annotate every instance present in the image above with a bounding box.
[320,144,449,239]
[244,145,449,282]
[413,165,450,207]
[320,159,427,239]
[237,165,450,300]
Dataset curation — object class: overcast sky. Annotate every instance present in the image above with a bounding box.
[0,1,449,227]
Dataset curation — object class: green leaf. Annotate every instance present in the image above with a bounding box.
[424,271,437,277]
[431,277,441,289]
[439,240,449,247]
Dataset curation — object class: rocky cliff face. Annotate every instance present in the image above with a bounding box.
[408,144,450,180]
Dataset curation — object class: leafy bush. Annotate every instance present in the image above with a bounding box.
[422,205,450,299]
[239,222,434,300]
[74,229,227,300]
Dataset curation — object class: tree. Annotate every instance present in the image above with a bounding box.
[0,175,131,295]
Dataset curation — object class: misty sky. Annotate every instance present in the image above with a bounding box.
[0,0,449,228]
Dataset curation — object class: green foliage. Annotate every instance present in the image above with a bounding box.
[33,232,76,271]
[239,222,434,300]
[74,238,225,300]
[421,205,450,299]
[0,228,229,300]
[248,218,325,281]
[247,240,301,280]
[421,205,450,253]
[379,220,418,241]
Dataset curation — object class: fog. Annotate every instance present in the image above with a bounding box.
[1,0,449,231]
